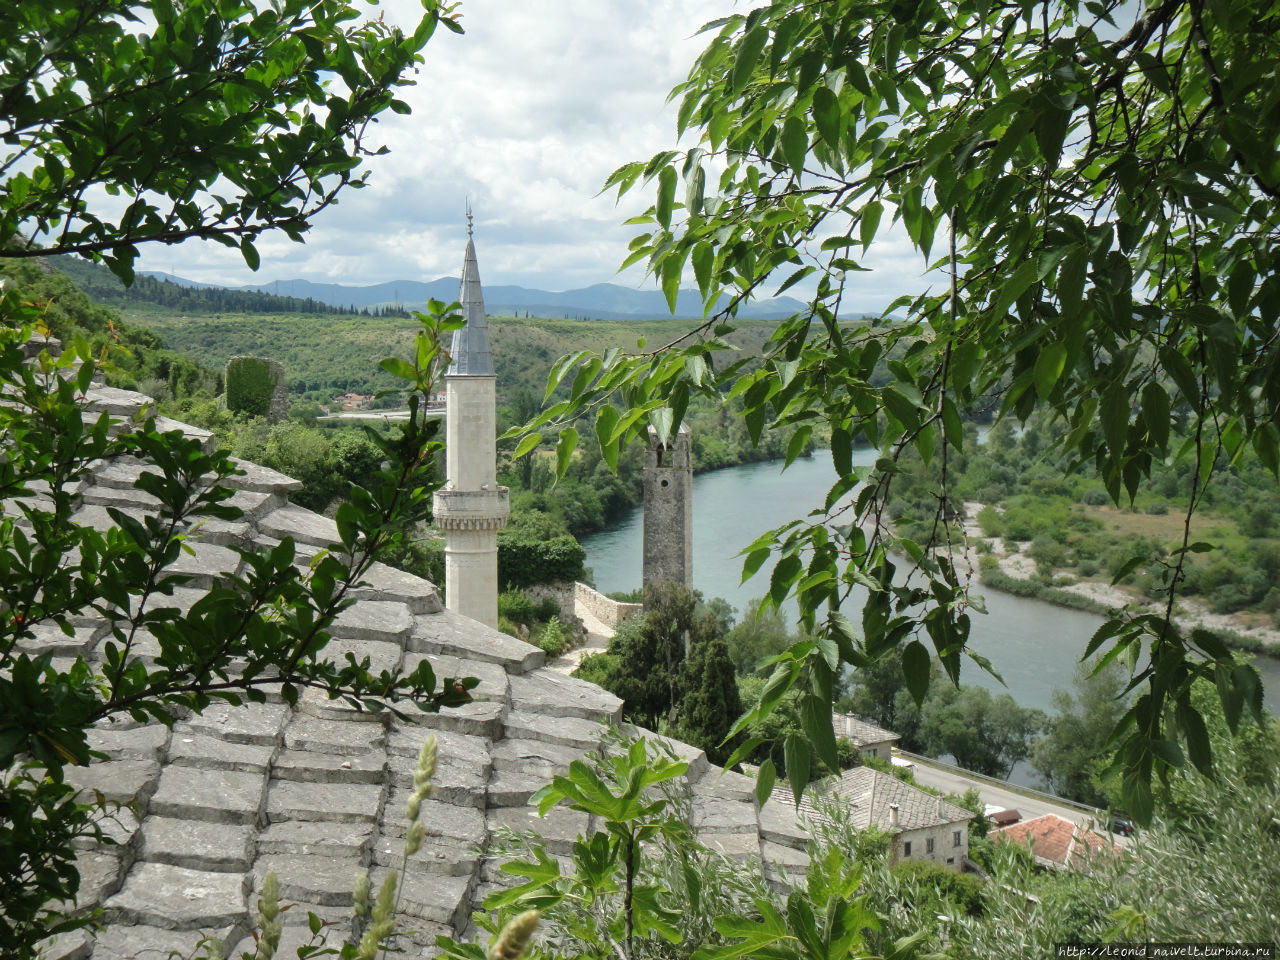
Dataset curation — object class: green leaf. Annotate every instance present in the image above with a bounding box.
[649,406,674,445]
[991,260,1040,319]
[732,25,769,94]
[783,733,810,803]
[800,694,838,773]
[692,242,714,299]
[656,165,677,230]
[513,432,542,459]
[555,427,578,479]
[240,237,260,271]
[781,115,808,177]
[1033,342,1067,399]
[755,757,777,806]
[1110,553,1146,585]
[812,85,841,151]
[902,640,931,706]
[595,405,620,471]
[860,201,883,251]
[1100,382,1129,457]
[831,426,852,475]
[741,547,771,584]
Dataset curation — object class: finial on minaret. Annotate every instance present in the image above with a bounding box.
[466,199,473,238]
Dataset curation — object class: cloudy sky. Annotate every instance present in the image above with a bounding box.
[135,1,931,314]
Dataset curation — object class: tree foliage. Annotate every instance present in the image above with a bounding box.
[526,0,1280,821]
[0,0,461,281]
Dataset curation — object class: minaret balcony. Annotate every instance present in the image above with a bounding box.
[433,485,510,531]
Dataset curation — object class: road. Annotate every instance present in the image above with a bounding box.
[899,751,1123,837]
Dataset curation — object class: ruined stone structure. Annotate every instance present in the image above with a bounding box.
[432,221,509,628]
[642,422,693,590]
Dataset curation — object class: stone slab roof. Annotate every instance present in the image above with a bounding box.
[773,765,972,834]
[834,713,900,748]
[21,383,813,960]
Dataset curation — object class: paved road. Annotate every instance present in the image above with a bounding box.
[902,753,1131,846]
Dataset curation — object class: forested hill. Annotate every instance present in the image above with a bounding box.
[50,255,409,318]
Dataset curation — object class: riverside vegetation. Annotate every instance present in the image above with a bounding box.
[888,416,1280,652]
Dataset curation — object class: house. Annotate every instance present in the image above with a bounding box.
[774,766,974,871]
[991,813,1119,870]
[832,713,900,760]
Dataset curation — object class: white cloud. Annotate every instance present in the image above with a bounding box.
[133,1,931,312]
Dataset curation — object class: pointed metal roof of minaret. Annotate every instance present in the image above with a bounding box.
[448,207,495,376]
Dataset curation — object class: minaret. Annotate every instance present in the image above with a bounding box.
[432,212,509,628]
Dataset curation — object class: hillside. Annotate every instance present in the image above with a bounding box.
[113,307,781,401]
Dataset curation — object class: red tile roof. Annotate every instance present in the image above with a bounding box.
[992,813,1118,869]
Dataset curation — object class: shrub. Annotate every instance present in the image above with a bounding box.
[498,589,537,625]
[976,505,1004,537]
[891,859,985,916]
[535,597,562,621]
[497,533,585,588]
[573,651,619,687]
[534,616,568,657]
[607,588,645,603]
[225,356,279,418]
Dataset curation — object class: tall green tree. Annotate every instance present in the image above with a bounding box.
[1030,661,1131,805]
[526,0,1278,820]
[917,685,1045,780]
[0,0,461,280]
[673,637,743,766]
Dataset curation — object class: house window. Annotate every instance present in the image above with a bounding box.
[903,841,912,856]
[953,830,962,847]
[926,838,935,854]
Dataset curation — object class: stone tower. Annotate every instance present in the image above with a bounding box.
[642,422,693,590]
[432,217,509,628]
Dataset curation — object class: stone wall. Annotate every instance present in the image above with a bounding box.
[574,581,643,629]
[524,581,575,619]
[896,820,969,871]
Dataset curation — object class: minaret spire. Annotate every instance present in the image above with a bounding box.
[432,215,509,629]
[449,209,494,376]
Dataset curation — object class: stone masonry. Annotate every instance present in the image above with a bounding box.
[642,422,693,590]
[26,385,813,960]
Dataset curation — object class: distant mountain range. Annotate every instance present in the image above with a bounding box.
[142,272,808,320]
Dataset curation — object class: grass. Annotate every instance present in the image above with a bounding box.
[1090,504,1220,544]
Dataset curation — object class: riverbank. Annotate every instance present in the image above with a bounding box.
[956,501,1280,658]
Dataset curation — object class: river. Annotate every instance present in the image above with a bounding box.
[580,449,1280,718]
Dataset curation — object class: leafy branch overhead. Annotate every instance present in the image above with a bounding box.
[0,0,463,282]
[518,0,1279,821]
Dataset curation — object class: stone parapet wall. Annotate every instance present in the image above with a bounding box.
[574,581,643,630]
[524,581,575,620]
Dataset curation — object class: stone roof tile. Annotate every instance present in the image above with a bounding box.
[508,668,623,722]
[411,609,544,673]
